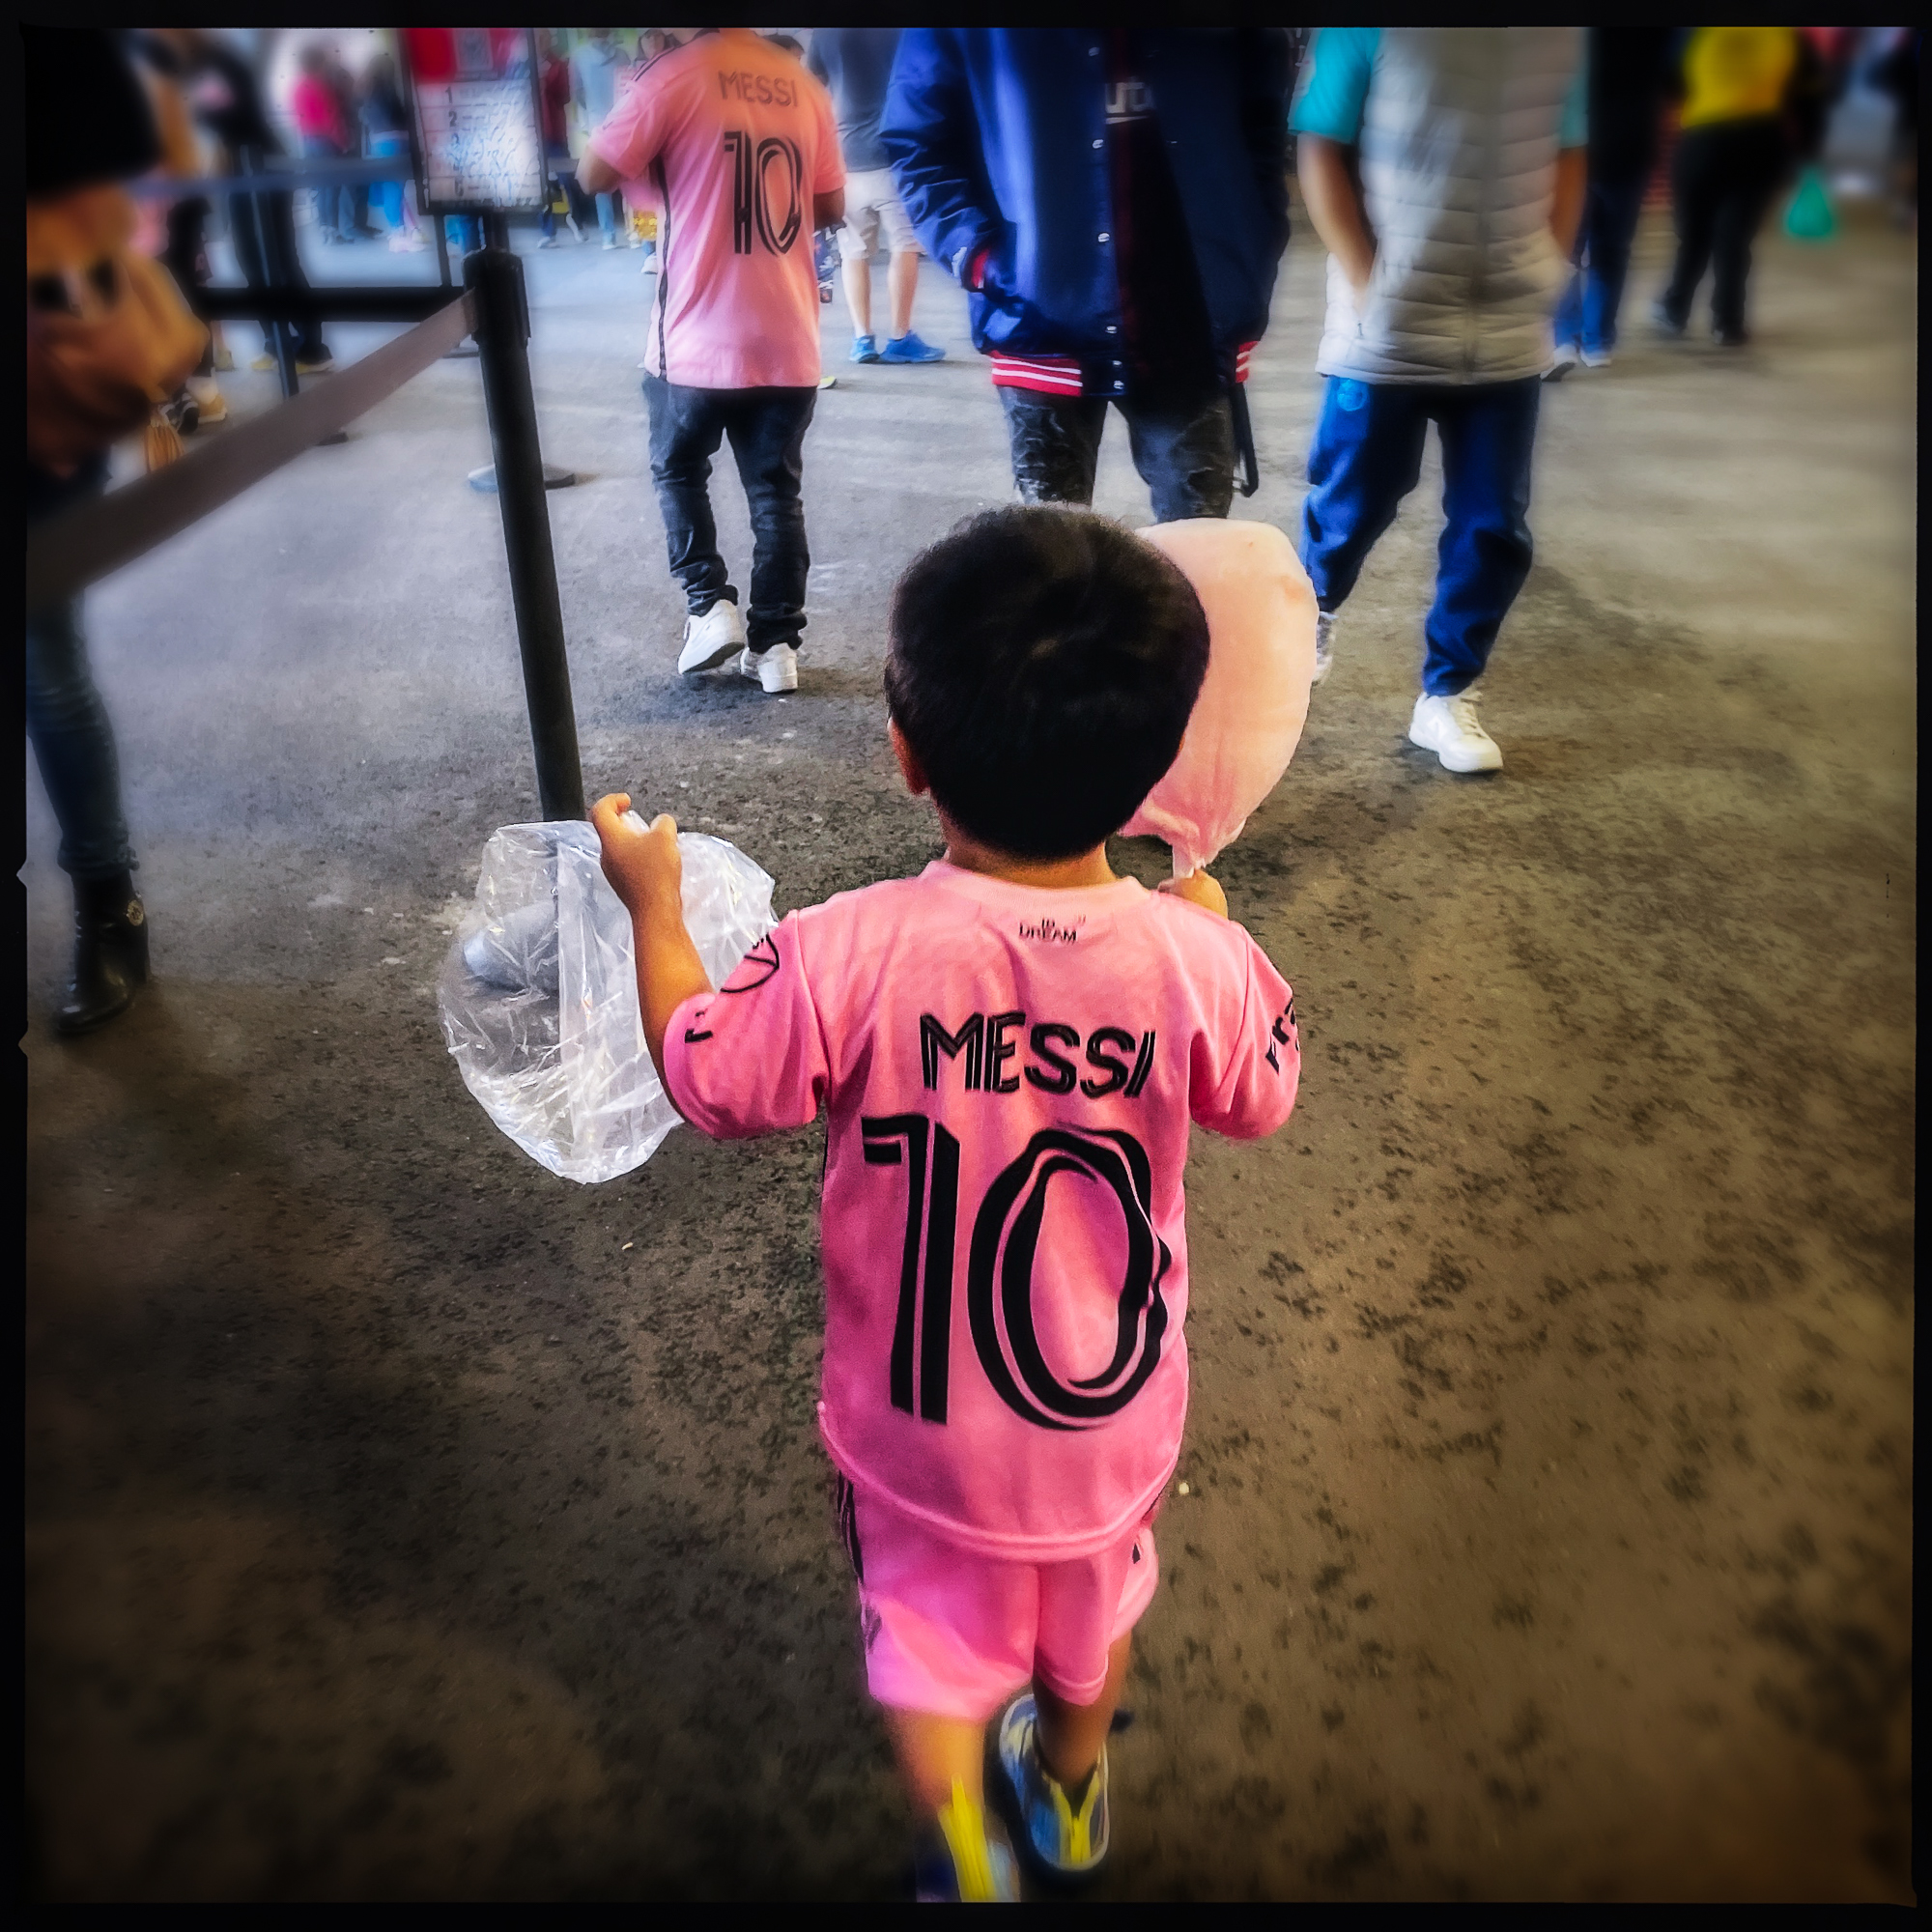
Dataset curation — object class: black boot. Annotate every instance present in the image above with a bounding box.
[56,872,149,1037]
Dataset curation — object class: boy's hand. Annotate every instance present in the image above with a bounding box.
[591,793,682,917]
[1159,868,1229,918]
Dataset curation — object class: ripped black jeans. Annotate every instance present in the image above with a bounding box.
[998,384,1235,521]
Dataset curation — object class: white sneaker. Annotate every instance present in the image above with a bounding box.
[738,643,799,694]
[1408,689,1503,773]
[1579,346,1613,369]
[602,234,619,251]
[1543,343,1581,383]
[1312,609,1336,687]
[185,376,227,423]
[676,600,747,674]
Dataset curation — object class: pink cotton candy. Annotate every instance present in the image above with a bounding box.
[1122,519,1319,877]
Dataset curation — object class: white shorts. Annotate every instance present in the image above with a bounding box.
[838,167,920,261]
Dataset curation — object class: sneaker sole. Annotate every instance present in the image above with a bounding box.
[678,636,745,675]
[1408,729,1502,775]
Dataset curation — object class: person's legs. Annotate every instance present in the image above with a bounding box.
[301,135,340,239]
[26,586,150,1032]
[888,249,921,340]
[837,193,879,342]
[25,594,136,886]
[1121,387,1236,521]
[595,189,617,242]
[1709,120,1786,338]
[1298,377,1430,613]
[265,190,330,365]
[1035,1632,1134,1792]
[1424,379,1540,696]
[1581,171,1649,354]
[644,374,733,614]
[1000,388,1108,506]
[723,386,818,653]
[1660,125,1721,328]
[162,199,215,378]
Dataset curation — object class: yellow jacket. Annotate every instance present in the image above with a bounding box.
[1680,27,1799,129]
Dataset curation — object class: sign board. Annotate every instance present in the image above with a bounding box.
[400,28,548,213]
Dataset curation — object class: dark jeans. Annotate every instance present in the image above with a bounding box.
[644,375,817,652]
[162,196,215,378]
[26,479,135,884]
[998,384,1236,522]
[1661,116,1789,335]
[1299,376,1541,697]
[1552,171,1649,355]
[227,186,329,362]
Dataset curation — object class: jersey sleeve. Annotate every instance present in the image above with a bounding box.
[585,59,669,178]
[662,911,829,1140]
[1190,927,1299,1141]
[1288,27,1378,144]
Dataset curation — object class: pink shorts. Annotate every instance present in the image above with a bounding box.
[836,1478,1161,1721]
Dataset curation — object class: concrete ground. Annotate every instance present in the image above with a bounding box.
[24,205,1915,1901]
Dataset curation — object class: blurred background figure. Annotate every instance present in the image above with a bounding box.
[128,27,227,426]
[572,27,631,248]
[25,27,205,1033]
[810,26,947,366]
[289,43,355,245]
[537,29,590,247]
[178,31,333,373]
[1548,29,1675,377]
[1653,27,1816,348]
[359,47,426,253]
[1869,28,1918,227]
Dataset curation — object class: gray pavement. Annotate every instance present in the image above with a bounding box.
[24,208,1915,1900]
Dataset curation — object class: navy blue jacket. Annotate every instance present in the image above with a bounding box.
[880,28,1292,379]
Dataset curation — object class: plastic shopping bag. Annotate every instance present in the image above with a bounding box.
[438,818,775,1183]
[1783,165,1836,242]
[1121,518,1319,877]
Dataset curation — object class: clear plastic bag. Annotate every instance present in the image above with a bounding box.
[438,819,775,1183]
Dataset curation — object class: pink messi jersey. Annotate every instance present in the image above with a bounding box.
[664,863,1299,1559]
[588,30,842,388]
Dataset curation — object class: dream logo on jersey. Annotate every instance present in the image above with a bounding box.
[722,933,781,994]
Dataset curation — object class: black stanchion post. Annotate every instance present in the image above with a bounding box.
[465,239,585,823]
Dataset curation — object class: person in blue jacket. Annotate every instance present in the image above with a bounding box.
[880,28,1292,521]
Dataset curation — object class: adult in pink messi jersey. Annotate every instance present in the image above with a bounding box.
[594,507,1300,1899]
[581,27,844,696]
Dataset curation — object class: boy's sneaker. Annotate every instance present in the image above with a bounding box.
[913,1781,1021,1902]
[295,353,335,377]
[1579,345,1613,368]
[1651,300,1687,340]
[996,1693,1111,1881]
[676,599,747,674]
[1312,609,1337,687]
[1408,689,1503,774]
[738,643,799,694]
[880,330,945,364]
[1713,324,1750,349]
[850,334,880,363]
[1543,342,1580,382]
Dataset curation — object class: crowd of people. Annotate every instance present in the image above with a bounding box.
[20,22,1919,1906]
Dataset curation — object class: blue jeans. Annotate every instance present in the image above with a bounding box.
[644,376,817,652]
[445,214,482,255]
[25,499,135,883]
[1299,376,1541,697]
[596,190,620,239]
[1552,173,1649,355]
[368,129,409,229]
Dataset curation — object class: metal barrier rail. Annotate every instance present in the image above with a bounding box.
[128,157,419,198]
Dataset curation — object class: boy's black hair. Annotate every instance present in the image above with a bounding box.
[886,507,1209,861]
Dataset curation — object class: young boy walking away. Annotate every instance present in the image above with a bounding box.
[593,508,1300,1899]
[1292,28,1587,773]
[579,30,844,695]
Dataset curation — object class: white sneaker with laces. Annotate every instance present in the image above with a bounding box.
[1312,609,1337,687]
[1580,346,1613,369]
[738,643,798,694]
[676,600,747,674]
[1408,689,1503,773]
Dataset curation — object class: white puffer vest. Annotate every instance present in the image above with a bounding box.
[1316,27,1584,385]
